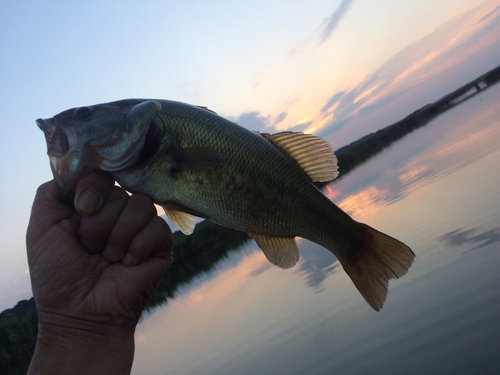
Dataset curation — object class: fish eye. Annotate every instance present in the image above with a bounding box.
[74,106,93,119]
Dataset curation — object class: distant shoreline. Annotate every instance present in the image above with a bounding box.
[330,64,500,184]
[1,63,499,374]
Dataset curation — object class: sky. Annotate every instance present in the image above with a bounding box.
[0,0,499,311]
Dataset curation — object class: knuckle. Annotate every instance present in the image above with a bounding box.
[128,193,156,216]
[108,185,129,203]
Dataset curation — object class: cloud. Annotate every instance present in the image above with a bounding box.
[319,0,355,44]
[288,121,313,133]
[271,112,288,127]
[253,65,267,88]
[316,117,350,139]
[476,4,500,25]
[295,245,340,291]
[228,111,270,132]
[289,0,355,57]
[227,110,311,134]
[321,91,345,112]
[315,0,500,139]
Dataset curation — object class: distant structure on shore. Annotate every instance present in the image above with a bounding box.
[422,64,500,113]
[333,64,500,179]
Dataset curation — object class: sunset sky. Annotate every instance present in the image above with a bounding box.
[0,0,499,311]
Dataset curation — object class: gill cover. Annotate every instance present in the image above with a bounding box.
[98,100,162,171]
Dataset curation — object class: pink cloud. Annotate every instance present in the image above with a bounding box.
[317,0,500,147]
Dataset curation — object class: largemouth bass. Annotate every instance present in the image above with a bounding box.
[37,99,415,311]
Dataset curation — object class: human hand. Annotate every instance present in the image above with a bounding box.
[26,172,173,374]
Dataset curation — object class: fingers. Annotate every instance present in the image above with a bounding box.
[126,231,174,298]
[101,194,157,263]
[79,189,172,265]
[78,186,129,253]
[122,216,174,266]
[74,172,173,267]
[74,171,115,216]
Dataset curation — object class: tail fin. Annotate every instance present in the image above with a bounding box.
[338,224,415,311]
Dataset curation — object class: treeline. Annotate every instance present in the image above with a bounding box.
[0,300,38,375]
[2,63,500,374]
[334,106,432,178]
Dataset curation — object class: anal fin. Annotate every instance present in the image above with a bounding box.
[163,207,196,235]
[248,233,300,269]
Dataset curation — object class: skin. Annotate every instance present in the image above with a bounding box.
[26,171,174,374]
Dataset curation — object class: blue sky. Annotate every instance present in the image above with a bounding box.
[0,0,499,311]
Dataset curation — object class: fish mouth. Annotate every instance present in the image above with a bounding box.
[37,117,101,205]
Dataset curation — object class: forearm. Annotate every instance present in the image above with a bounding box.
[28,312,135,375]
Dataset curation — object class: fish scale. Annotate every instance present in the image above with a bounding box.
[37,98,415,311]
[148,106,311,234]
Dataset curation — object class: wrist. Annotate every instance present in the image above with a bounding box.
[29,311,135,375]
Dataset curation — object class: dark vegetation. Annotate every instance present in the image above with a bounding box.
[1,63,499,374]
[0,300,38,375]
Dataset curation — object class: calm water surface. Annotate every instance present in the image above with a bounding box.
[133,84,500,375]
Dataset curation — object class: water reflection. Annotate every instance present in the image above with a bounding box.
[326,93,500,220]
[439,227,500,253]
[294,242,340,292]
[139,217,263,315]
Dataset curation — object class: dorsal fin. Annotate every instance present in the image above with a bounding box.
[197,106,218,114]
[163,206,196,235]
[248,233,300,269]
[258,132,338,182]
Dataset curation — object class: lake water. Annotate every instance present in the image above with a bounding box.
[132,84,500,375]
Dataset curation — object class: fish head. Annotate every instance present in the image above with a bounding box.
[36,100,162,205]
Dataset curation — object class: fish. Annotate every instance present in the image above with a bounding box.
[36,99,415,311]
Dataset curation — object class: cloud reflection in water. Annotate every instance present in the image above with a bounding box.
[325,95,500,224]
[295,88,500,294]
[438,227,500,253]
[295,242,340,292]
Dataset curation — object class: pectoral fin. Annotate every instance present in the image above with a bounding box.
[258,131,338,182]
[163,207,196,235]
[173,148,225,170]
[248,233,300,269]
